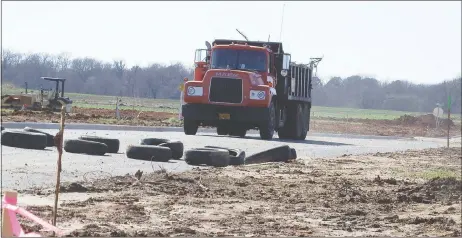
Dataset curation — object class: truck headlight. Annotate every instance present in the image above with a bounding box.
[281,69,288,77]
[187,86,203,96]
[250,90,266,100]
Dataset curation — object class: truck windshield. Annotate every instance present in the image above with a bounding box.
[210,48,267,72]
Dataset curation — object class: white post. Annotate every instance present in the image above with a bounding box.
[115,97,120,120]
[179,93,183,120]
[178,84,184,120]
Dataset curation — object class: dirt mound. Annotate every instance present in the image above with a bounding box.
[11,110,35,116]
[422,177,462,202]
[395,114,454,128]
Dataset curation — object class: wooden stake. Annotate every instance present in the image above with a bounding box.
[52,105,66,227]
[447,108,450,148]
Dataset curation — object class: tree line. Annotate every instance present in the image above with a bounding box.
[2,50,461,114]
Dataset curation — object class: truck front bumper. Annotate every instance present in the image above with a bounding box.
[182,104,269,123]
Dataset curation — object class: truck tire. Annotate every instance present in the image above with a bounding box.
[184,119,199,135]
[296,103,309,140]
[23,127,55,147]
[78,135,120,153]
[184,148,230,167]
[229,127,246,138]
[259,101,276,140]
[290,147,297,160]
[158,141,184,160]
[1,130,47,150]
[140,138,184,160]
[244,145,292,164]
[140,138,169,145]
[278,103,305,140]
[126,145,172,162]
[217,126,228,135]
[64,139,108,156]
[204,146,246,166]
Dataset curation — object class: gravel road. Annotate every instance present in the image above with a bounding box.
[1,123,448,191]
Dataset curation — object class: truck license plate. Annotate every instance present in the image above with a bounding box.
[218,113,230,120]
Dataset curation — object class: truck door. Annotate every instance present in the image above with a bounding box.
[194,49,209,81]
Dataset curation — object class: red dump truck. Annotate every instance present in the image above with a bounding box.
[181,39,322,140]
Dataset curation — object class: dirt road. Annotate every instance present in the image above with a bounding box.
[15,146,461,237]
[1,127,448,191]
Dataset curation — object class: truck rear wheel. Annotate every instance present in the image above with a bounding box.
[184,119,199,135]
[297,103,310,140]
[277,103,306,140]
[259,101,275,140]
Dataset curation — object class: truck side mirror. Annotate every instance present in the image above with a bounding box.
[281,53,291,76]
[282,54,291,70]
[195,49,208,63]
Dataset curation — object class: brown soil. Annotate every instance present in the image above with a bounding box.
[17,147,462,237]
[1,108,461,138]
[1,107,180,127]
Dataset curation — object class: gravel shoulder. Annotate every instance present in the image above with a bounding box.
[16,146,462,237]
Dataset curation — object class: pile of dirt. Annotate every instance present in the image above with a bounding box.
[1,107,179,126]
[11,110,35,116]
[395,114,454,128]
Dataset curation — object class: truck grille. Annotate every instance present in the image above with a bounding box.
[209,77,242,103]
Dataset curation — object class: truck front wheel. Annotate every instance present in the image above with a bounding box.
[184,119,199,135]
[259,101,275,140]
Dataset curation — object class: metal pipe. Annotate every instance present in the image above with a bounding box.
[61,81,65,97]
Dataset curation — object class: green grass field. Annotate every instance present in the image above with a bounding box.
[2,83,460,122]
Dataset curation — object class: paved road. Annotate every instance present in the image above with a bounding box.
[1,122,448,191]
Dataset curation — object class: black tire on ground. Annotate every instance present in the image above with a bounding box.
[140,138,169,145]
[184,119,199,135]
[23,127,55,147]
[184,148,230,167]
[244,145,292,165]
[204,146,245,166]
[259,101,276,140]
[78,135,120,153]
[158,141,184,160]
[64,139,108,155]
[126,145,172,162]
[1,130,48,150]
[290,147,297,160]
[140,138,184,160]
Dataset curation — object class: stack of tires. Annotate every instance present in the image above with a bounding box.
[1,127,56,150]
[183,145,297,168]
[126,138,184,162]
[64,135,120,156]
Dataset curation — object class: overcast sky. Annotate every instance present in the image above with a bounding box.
[2,1,461,84]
